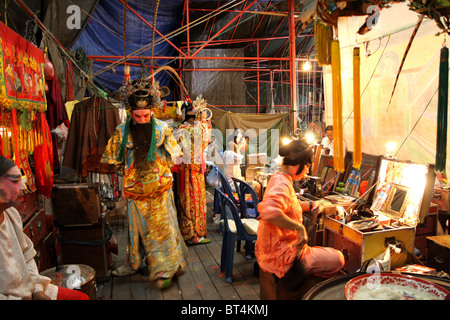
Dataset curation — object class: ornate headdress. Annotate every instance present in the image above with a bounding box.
[116,78,164,163]
[118,78,164,110]
[178,95,211,121]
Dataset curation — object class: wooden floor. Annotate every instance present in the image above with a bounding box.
[96,187,260,300]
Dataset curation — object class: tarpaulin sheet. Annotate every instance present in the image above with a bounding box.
[73,0,185,95]
[210,106,290,159]
[43,0,99,48]
[184,48,246,107]
[40,0,98,101]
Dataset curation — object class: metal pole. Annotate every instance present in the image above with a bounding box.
[186,0,190,55]
[257,40,260,114]
[88,55,312,62]
[289,0,298,131]
[190,0,258,58]
[119,0,186,57]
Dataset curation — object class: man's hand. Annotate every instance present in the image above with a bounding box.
[311,201,323,214]
[295,223,308,248]
[32,291,51,300]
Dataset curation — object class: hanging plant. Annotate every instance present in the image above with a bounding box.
[409,0,450,34]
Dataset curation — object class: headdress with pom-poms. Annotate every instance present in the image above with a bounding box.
[118,78,164,110]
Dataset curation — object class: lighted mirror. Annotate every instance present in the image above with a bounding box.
[372,158,430,226]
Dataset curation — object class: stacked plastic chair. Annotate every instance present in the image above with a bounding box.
[231,177,260,219]
[216,188,258,283]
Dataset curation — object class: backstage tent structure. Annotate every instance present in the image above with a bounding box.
[1,0,450,300]
[3,0,450,172]
[5,0,324,158]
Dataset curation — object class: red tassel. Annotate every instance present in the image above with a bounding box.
[124,64,130,82]
[11,109,20,166]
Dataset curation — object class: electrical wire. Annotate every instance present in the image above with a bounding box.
[394,81,442,157]
[343,34,391,127]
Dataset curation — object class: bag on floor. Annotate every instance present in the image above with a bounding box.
[206,166,220,187]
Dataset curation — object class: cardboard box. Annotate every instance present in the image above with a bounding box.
[245,166,266,182]
[431,187,450,211]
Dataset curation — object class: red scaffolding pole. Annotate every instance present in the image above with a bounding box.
[119,0,186,57]
[88,1,319,116]
[189,0,259,58]
[289,0,298,131]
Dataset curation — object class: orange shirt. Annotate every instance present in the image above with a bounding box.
[255,171,305,278]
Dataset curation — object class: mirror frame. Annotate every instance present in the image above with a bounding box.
[381,183,410,220]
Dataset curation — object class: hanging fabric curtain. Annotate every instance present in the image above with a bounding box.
[331,39,345,172]
[435,45,448,176]
[34,112,53,198]
[314,18,332,66]
[353,46,362,170]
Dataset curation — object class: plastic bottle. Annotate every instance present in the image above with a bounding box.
[344,170,356,194]
[352,172,361,197]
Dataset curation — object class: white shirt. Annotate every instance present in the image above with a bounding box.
[222,150,244,187]
[321,136,334,155]
[0,208,57,300]
[321,137,346,156]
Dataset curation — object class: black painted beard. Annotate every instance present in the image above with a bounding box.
[129,121,153,161]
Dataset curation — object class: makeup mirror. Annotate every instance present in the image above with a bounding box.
[382,184,410,219]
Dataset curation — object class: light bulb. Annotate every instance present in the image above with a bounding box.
[385,141,396,158]
[303,60,312,71]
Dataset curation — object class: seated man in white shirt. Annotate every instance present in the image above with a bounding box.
[0,156,89,300]
[222,141,244,189]
[321,125,346,156]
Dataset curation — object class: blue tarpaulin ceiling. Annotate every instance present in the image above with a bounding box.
[70,0,317,101]
[7,0,319,108]
[73,0,187,94]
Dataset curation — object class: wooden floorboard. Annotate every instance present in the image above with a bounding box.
[97,188,260,300]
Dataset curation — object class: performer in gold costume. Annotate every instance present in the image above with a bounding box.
[101,79,187,289]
